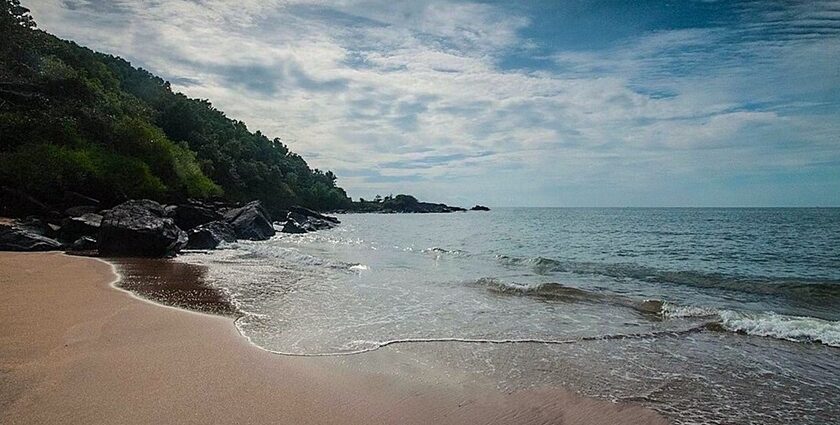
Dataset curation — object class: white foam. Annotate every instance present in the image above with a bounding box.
[719,310,840,347]
[662,301,840,347]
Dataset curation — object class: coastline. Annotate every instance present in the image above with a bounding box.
[0,252,667,424]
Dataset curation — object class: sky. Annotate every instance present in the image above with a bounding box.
[25,0,840,207]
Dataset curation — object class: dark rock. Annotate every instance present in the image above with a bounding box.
[59,213,102,242]
[186,221,236,250]
[289,206,340,224]
[470,205,490,211]
[63,191,100,208]
[99,200,187,257]
[65,205,100,217]
[166,203,224,231]
[67,236,98,252]
[0,224,63,251]
[281,220,308,234]
[0,186,51,217]
[223,200,275,241]
[285,211,335,231]
[18,216,58,238]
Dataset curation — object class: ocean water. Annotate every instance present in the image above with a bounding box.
[180,208,840,424]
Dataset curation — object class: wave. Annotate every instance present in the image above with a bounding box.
[422,247,467,256]
[663,302,840,347]
[495,255,840,309]
[471,278,840,348]
[470,278,664,317]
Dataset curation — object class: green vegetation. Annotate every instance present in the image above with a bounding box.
[0,0,350,216]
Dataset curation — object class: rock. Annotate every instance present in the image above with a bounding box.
[289,206,340,224]
[67,236,98,252]
[98,200,188,257]
[63,191,100,208]
[186,221,236,250]
[17,216,58,238]
[65,205,100,217]
[0,186,51,217]
[223,200,275,241]
[281,220,307,234]
[286,211,335,232]
[166,202,224,231]
[59,213,102,242]
[470,205,490,211]
[0,224,63,251]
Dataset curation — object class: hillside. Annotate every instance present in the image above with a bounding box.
[0,1,350,218]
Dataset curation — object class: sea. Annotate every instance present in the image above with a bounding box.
[176,208,840,424]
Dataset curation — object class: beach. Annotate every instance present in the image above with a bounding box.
[0,252,666,425]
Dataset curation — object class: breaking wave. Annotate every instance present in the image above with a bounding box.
[663,303,840,347]
[470,277,840,348]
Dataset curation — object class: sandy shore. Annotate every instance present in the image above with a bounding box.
[0,252,667,424]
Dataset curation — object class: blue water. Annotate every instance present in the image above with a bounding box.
[181,208,840,424]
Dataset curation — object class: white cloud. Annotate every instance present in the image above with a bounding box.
[24,0,840,206]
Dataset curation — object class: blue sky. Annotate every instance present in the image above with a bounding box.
[27,0,840,206]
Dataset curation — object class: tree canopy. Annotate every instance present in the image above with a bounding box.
[0,0,350,216]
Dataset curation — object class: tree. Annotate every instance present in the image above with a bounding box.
[1,0,35,29]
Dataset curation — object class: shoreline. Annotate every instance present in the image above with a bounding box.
[1,252,667,424]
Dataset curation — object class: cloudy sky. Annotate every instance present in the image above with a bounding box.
[27,0,840,206]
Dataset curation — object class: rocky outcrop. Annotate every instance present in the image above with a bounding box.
[0,224,63,251]
[280,208,339,234]
[224,200,275,241]
[350,194,466,214]
[281,220,308,234]
[98,200,187,257]
[289,206,340,224]
[470,205,490,211]
[166,202,224,231]
[59,213,102,242]
[186,221,236,250]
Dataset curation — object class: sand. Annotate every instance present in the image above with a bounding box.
[0,252,667,425]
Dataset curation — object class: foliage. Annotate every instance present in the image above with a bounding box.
[0,1,350,215]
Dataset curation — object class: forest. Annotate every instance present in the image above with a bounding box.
[0,0,351,217]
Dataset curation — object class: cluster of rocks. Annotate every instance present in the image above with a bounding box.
[0,190,339,257]
[280,206,340,234]
[470,205,491,211]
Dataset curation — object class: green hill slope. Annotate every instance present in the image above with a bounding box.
[0,1,350,217]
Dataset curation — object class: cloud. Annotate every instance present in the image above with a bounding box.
[25,0,840,206]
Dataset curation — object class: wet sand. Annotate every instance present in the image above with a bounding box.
[0,252,667,425]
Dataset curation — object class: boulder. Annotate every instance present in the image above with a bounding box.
[289,206,340,224]
[166,203,224,231]
[470,205,490,211]
[98,200,188,257]
[65,205,100,217]
[59,213,102,242]
[17,216,59,238]
[281,220,308,234]
[186,221,236,250]
[0,224,63,251]
[224,200,275,241]
[286,211,336,231]
[67,236,98,252]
